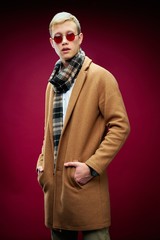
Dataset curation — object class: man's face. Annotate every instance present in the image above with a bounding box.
[50,20,83,66]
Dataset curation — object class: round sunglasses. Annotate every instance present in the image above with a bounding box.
[52,32,79,44]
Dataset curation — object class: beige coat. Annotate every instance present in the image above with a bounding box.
[36,56,130,231]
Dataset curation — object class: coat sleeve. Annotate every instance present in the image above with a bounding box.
[36,83,52,172]
[85,71,131,174]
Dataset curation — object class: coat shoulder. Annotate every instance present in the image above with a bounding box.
[85,60,119,93]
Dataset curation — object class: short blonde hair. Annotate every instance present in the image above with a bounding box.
[49,12,81,37]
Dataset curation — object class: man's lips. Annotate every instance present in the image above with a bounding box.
[62,48,70,52]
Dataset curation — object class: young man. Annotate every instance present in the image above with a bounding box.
[36,11,130,240]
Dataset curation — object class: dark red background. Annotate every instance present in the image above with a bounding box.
[1,1,160,239]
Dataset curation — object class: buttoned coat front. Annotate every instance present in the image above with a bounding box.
[36,56,130,231]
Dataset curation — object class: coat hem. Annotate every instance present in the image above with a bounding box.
[45,222,111,231]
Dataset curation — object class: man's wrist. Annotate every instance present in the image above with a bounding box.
[37,166,44,173]
[88,166,99,177]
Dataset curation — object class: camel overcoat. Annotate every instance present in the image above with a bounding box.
[36,56,130,231]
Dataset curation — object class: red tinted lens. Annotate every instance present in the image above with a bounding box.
[54,34,63,43]
[66,32,75,41]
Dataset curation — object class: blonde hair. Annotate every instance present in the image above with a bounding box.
[49,12,81,37]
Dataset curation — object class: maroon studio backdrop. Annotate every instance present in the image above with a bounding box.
[1,1,160,240]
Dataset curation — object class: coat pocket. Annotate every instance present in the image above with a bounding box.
[37,171,54,193]
[64,166,83,190]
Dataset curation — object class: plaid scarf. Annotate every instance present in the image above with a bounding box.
[49,49,85,171]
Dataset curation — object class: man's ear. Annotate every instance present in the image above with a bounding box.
[49,38,54,48]
[79,32,83,45]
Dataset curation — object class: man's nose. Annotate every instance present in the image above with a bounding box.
[62,35,68,44]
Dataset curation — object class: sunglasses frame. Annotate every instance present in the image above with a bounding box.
[52,31,79,44]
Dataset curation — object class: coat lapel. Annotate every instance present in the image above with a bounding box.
[61,56,92,135]
[61,69,87,135]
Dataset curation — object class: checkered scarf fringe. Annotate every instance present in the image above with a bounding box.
[49,49,85,171]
